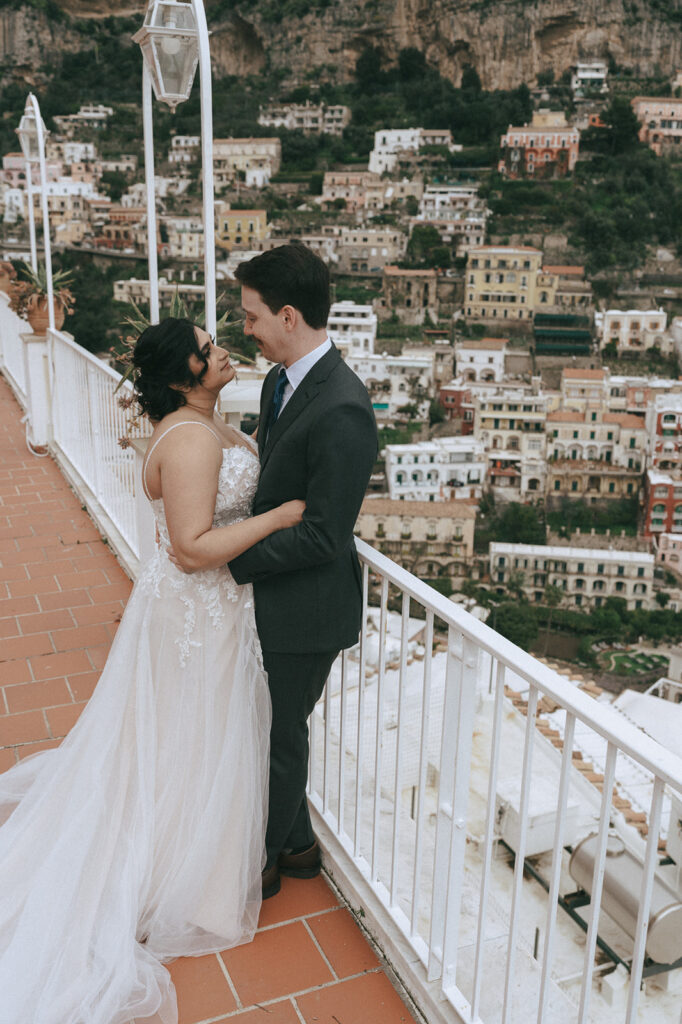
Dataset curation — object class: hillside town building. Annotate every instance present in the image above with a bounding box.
[384,437,486,502]
[327,301,377,357]
[258,101,350,136]
[595,308,668,354]
[490,542,655,609]
[571,62,608,96]
[356,498,476,576]
[498,110,580,179]
[466,245,543,322]
[215,205,268,250]
[368,128,457,175]
[455,338,507,383]
[377,266,439,325]
[632,96,682,154]
[213,138,281,188]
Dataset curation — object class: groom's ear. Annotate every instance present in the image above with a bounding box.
[280,304,297,331]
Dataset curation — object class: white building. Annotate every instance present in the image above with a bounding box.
[327,301,377,358]
[160,215,205,261]
[474,385,548,499]
[413,184,489,254]
[385,436,486,502]
[99,155,138,175]
[54,103,113,135]
[490,542,655,609]
[368,128,458,175]
[347,350,433,421]
[455,338,507,383]
[113,277,205,307]
[257,101,350,136]
[596,308,669,354]
[571,61,608,96]
[2,186,24,223]
[168,135,200,164]
[369,128,422,175]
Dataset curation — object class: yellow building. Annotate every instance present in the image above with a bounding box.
[215,206,268,250]
[465,245,543,323]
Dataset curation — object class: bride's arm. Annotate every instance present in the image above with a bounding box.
[159,428,302,572]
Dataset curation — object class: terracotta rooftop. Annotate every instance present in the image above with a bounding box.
[562,368,605,380]
[542,265,585,276]
[457,338,508,350]
[547,410,585,423]
[603,412,647,429]
[384,265,437,277]
[0,376,418,1024]
[360,498,477,518]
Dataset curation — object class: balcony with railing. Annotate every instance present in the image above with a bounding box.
[2,295,682,1024]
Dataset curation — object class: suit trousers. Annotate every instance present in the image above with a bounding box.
[262,648,339,869]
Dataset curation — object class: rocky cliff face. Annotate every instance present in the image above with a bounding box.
[2,0,682,91]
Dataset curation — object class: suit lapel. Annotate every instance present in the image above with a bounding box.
[260,345,341,471]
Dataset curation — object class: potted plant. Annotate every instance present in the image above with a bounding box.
[9,262,76,335]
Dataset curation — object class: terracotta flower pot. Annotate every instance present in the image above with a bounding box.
[26,293,66,336]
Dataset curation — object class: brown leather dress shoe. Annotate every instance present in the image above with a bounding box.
[278,840,321,879]
[262,863,281,899]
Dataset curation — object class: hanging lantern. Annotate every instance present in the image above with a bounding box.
[132,0,199,111]
[16,101,48,163]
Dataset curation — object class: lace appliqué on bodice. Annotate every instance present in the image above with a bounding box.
[138,443,260,667]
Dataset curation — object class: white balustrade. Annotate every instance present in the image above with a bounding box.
[308,539,682,1024]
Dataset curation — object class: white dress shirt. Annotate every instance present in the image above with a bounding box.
[279,338,332,415]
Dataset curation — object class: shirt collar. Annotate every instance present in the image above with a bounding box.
[284,337,332,391]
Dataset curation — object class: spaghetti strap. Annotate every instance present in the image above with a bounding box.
[142,420,223,501]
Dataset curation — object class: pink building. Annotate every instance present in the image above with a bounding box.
[632,96,682,155]
[498,111,579,179]
[1,152,61,188]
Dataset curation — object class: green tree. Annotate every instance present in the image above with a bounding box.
[507,569,526,602]
[655,592,670,608]
[407,224,451,268]
[491,603,538,652]
[428,398,445,426]
[603,95,642,154]
[492,503,545,545]
[542,583,564,655]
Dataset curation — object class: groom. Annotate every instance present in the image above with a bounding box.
[229,243,377,898]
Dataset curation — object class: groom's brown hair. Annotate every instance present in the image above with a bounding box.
[235,242,330,329]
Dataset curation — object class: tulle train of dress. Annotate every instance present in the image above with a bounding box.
[0,438,271,1024]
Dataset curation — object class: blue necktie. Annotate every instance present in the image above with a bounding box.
[267,367,288,439]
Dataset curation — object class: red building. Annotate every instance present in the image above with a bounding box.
[643,469,682,537]
[439,383,473,433]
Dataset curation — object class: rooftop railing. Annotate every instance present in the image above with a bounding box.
[2,302,682,1024]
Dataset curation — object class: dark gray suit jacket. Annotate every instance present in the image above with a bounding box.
[229,344,378,653]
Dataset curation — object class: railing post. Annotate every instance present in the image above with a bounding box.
[20,330,52,449]
[130,438,156,564]
[428,629,479,986]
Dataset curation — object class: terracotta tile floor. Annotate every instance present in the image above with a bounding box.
[0,375,420,1024]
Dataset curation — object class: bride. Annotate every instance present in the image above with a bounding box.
[0,317,303,1024]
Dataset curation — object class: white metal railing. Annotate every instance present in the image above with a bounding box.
[50,329,151,569]
[0,292,28,404]
[308,540,682,1024]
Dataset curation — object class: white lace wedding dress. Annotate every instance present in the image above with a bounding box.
[0,427,270,1024]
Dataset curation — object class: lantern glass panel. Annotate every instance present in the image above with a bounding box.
[153,35,199,104]
[134,1,199,109]
[17,111,46,163]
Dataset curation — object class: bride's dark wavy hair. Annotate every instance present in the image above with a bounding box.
[132,317,208,421]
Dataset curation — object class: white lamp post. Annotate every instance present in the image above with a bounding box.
[16,96,53,316]
[133,0,216,334]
